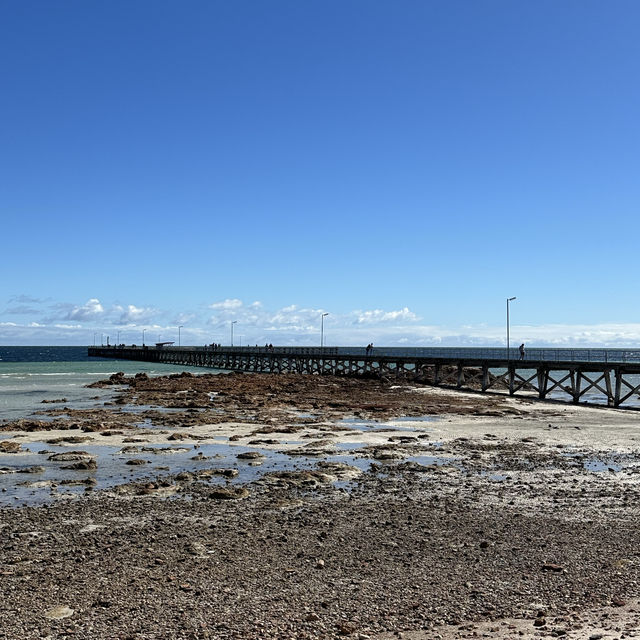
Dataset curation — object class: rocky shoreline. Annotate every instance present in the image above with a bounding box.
[1,372,640,639]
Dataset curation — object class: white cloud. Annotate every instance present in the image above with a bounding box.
[210,299,243,310]
[353,307,419,324]
[118,304,157,324]
[65,298,105,321]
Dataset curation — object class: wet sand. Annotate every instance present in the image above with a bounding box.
[1,372,640,639]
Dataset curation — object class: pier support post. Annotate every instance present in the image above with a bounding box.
[605,370,614,406]
[537,367,547,399]
[482,365,489,391]
[571,370,581,404]
[614,369,622,407]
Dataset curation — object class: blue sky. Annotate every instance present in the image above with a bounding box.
[2,1,640,346]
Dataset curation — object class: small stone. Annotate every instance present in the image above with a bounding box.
[337,621,357,635]
[533,618,546,627]
[208,487,249,500]
[45,605,74,620]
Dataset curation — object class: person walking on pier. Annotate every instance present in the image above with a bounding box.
[519,343,525,360]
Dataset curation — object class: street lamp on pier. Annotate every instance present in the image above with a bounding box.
[231,321,237,347]
[178,325,183,347]
[142,329,146,346]
[321,313,329,348]
[506,297,516,361]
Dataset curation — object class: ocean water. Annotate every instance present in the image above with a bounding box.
[0,346,210,422]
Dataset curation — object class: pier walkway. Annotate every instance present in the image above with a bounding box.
[88,346,640,408]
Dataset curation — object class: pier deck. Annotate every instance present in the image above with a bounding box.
[88,345,640,408]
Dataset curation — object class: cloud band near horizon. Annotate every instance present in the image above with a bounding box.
[2,297,640,348]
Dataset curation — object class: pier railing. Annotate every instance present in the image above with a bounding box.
[92,345,640,363]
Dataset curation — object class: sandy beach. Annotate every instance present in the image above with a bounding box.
[1,372,640,639]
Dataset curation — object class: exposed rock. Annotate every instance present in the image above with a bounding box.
[236,451,265,460]
[17,466,46,474]
[0,441,21,453]
[62,459,97,470]
[208,487,250,500]
[48,451,93,462]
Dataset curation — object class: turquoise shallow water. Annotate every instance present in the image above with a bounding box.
[0,346,212,422]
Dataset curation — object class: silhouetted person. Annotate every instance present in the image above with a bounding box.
[519,343,525,360]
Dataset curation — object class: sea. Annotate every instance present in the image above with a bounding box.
[0,346,208,422]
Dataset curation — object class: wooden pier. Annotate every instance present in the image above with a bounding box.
[88,345,640,408]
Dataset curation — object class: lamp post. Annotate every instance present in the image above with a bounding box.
[506,297,516,361]
[117,330,120,345]
[178,325,183,347]
[93,332,97,346]
[321,313,329,348]
[231,321,237,347]
[142,329,146,346]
